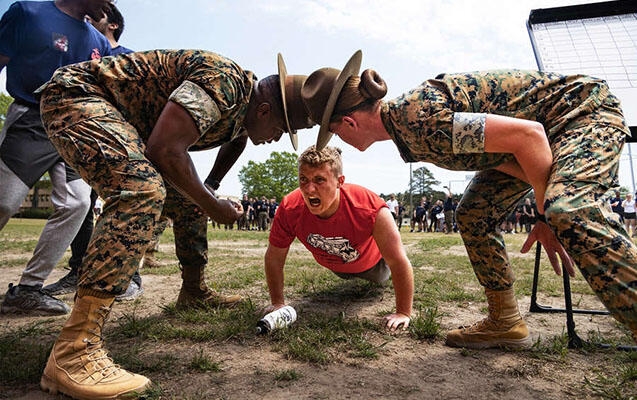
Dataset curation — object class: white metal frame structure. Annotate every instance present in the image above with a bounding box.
[527,1,636,350]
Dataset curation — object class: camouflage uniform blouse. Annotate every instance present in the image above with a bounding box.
[41,49,255,150]
[381,69,625,171]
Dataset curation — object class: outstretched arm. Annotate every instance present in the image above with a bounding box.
[145,101,241,224]
[264,243,290,313]
[373,207,414,331]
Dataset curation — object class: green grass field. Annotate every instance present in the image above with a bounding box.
[0,218,635,399]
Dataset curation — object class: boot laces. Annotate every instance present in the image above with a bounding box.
[462,316,499,333]
[82,305,124,379]
[461,295,500,333]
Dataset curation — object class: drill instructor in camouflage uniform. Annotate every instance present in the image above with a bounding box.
[36,49,314,399]
[301,50,636,350]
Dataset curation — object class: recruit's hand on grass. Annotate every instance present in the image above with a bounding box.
[521,219,576,277]
[383,313,410,332]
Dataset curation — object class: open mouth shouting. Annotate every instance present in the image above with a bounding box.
[308,197,321,207]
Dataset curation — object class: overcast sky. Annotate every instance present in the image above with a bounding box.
[1,0,635,198]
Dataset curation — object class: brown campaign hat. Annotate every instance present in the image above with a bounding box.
[278,53,314,150]
[300,50,362,151]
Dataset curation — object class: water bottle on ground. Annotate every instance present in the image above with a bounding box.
[256,305,297,334]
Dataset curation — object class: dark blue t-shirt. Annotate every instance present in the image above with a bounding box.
[0,1,112,105]
[111,45,133,56]
[443,196,454,212]
[610,196,624,215]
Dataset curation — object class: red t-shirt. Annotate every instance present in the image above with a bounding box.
[269,183,387,273]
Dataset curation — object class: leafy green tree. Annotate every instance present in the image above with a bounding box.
[238,151,298,200]
[410,166,439,199]
[0,93,13,131]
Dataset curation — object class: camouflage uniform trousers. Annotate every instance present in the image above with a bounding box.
[455,95,637,334]
[152,184,209,272]
[40,90,213,295]
[146,213,169,253]
[40,88,166,296]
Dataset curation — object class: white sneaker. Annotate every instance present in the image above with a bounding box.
[115,281,144,302]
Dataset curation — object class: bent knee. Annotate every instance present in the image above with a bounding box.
[544,197,622,232]
[120,178,167,212]
[0,201,19,220]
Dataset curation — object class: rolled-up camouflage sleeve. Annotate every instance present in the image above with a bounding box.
[169,80,221,135]
[452,112,486,154]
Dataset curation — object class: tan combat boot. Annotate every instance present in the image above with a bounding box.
[140,249,161,269]
[176,265,242,310]
[40,292,151,399]
[445,288,532,349]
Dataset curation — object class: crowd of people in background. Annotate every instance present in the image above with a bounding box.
[499,197,538,234]
[213,191,456,233]
[401,192,459,234]
[213,195,280,231]
[392,188,637,239]
[154,188,637,240]
[608,189,637,238]
[395,191,542,236]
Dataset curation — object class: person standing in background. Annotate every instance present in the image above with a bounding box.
[443,186,454,234]
[622,193,636,238]
[521,197,535,234]
[386,193,399,226]
[93,196,103,216]
[0,0,112,316]
[256,195,270,231]
[238,194,251,230]
[411,196,427,232]
[43,1,145,301]
[396,201,405,230]
[268,197,278,229]
[430,199,444,232]
[609,190,624,223]
[249,196,258,230]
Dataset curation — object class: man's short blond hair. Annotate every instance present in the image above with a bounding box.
[298,145,343,177]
